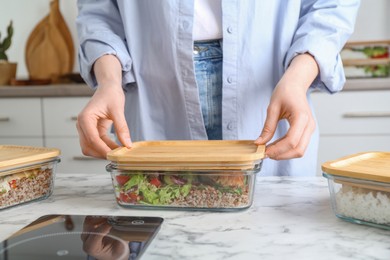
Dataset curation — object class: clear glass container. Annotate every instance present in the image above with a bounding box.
[106,140,265,211]
[341,40,390,78]
[322,152,390,230]
[107,162,262,211]
[0,145,61,210]
[107,140,265,211]
[0,158,60,210]
[323,173,390,230]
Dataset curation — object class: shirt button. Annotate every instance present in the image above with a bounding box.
[183,21,190,30]
[227,26,233,34]
[227,122,234,130]
[227,76,233,84]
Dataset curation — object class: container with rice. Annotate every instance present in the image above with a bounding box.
[322,152,390,230]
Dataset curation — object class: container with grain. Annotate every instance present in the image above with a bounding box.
[106,140,264,211]
[0,145,60,210]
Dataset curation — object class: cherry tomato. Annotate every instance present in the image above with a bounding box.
[115,175,131,186]
[8,180,17,189]
[372,53,389,59]
[119,193,129,202]
[128,192,138,201]
[149,177,161,188]
[119,192,138,203]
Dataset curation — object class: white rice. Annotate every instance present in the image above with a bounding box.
[335,185,390,225]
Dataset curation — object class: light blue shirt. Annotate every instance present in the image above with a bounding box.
[76,0,359,176]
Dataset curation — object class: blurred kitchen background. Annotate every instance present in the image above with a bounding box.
[0,0,389,78]
[0,0,389,175]
[0,0,78,79]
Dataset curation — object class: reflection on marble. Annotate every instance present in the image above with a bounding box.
[1,173,389,260]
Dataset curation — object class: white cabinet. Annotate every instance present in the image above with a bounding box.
[311,90,390,175]
[0,98,43,137]
[45,137,108,174]
[0,98,44,147]
[42,97,108,174]
[0,96,108,174]
[43,97,86,137]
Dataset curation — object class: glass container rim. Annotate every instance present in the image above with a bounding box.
[0,157,61,175]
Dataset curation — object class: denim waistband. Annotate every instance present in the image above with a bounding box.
[193,39,223,60]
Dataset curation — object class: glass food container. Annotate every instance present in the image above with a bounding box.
[0,145,61,210]
[341,40,390,78]
[106,140,265,211]
[322,152,390,230]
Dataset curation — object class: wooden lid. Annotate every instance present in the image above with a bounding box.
[321,152,390,183]
[0,145,61,173]
[107,140,265,170]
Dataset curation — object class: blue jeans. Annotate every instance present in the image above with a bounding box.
[193,40,223,140]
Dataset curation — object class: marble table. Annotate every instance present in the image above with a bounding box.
[1,173,389,260]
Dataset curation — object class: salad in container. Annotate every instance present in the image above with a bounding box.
[0,145,60,210]
[106,140,265,211]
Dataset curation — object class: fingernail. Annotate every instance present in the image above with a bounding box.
[254,137,262,144]
[127,139,133,148]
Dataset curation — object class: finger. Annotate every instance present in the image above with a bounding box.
[267,117,315,160]
[79,141,107,159]
[77,114,112,158]
[111,112,132,148]
[77,125,110,158]
[82,227,110,254]
[273,123,314,160]
[254,105,280,145]
[82,222,112,253]
[76,121,101,158]
[97,121,120,149]
[266,113,308,157]
[81,216,106,241]
[100,134,120,150]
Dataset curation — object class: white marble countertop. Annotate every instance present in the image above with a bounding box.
[1,173,389,260]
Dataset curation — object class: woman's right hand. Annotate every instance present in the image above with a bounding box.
[76,55,132,159]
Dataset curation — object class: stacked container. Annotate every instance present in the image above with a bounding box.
[341,40,390,78]
[106,140,265,211]
[0,145,60,210]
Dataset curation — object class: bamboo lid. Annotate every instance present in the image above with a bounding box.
[0,145,61,174]
[107,140,265,170]
[321,152,390,183]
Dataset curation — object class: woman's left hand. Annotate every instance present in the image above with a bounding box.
[255,53,319,160]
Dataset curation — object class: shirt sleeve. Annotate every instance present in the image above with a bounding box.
[284,0,360,93]
[76,0,135,88]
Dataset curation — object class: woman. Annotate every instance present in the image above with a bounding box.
[76,0,359,176]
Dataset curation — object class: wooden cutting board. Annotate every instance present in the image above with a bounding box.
[25,0,74,81]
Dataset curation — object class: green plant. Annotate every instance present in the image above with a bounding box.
[0,21,13,61]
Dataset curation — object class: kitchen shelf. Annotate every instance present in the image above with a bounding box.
[0,83,94,97]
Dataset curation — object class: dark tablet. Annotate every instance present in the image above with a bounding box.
[0,215,163,260]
